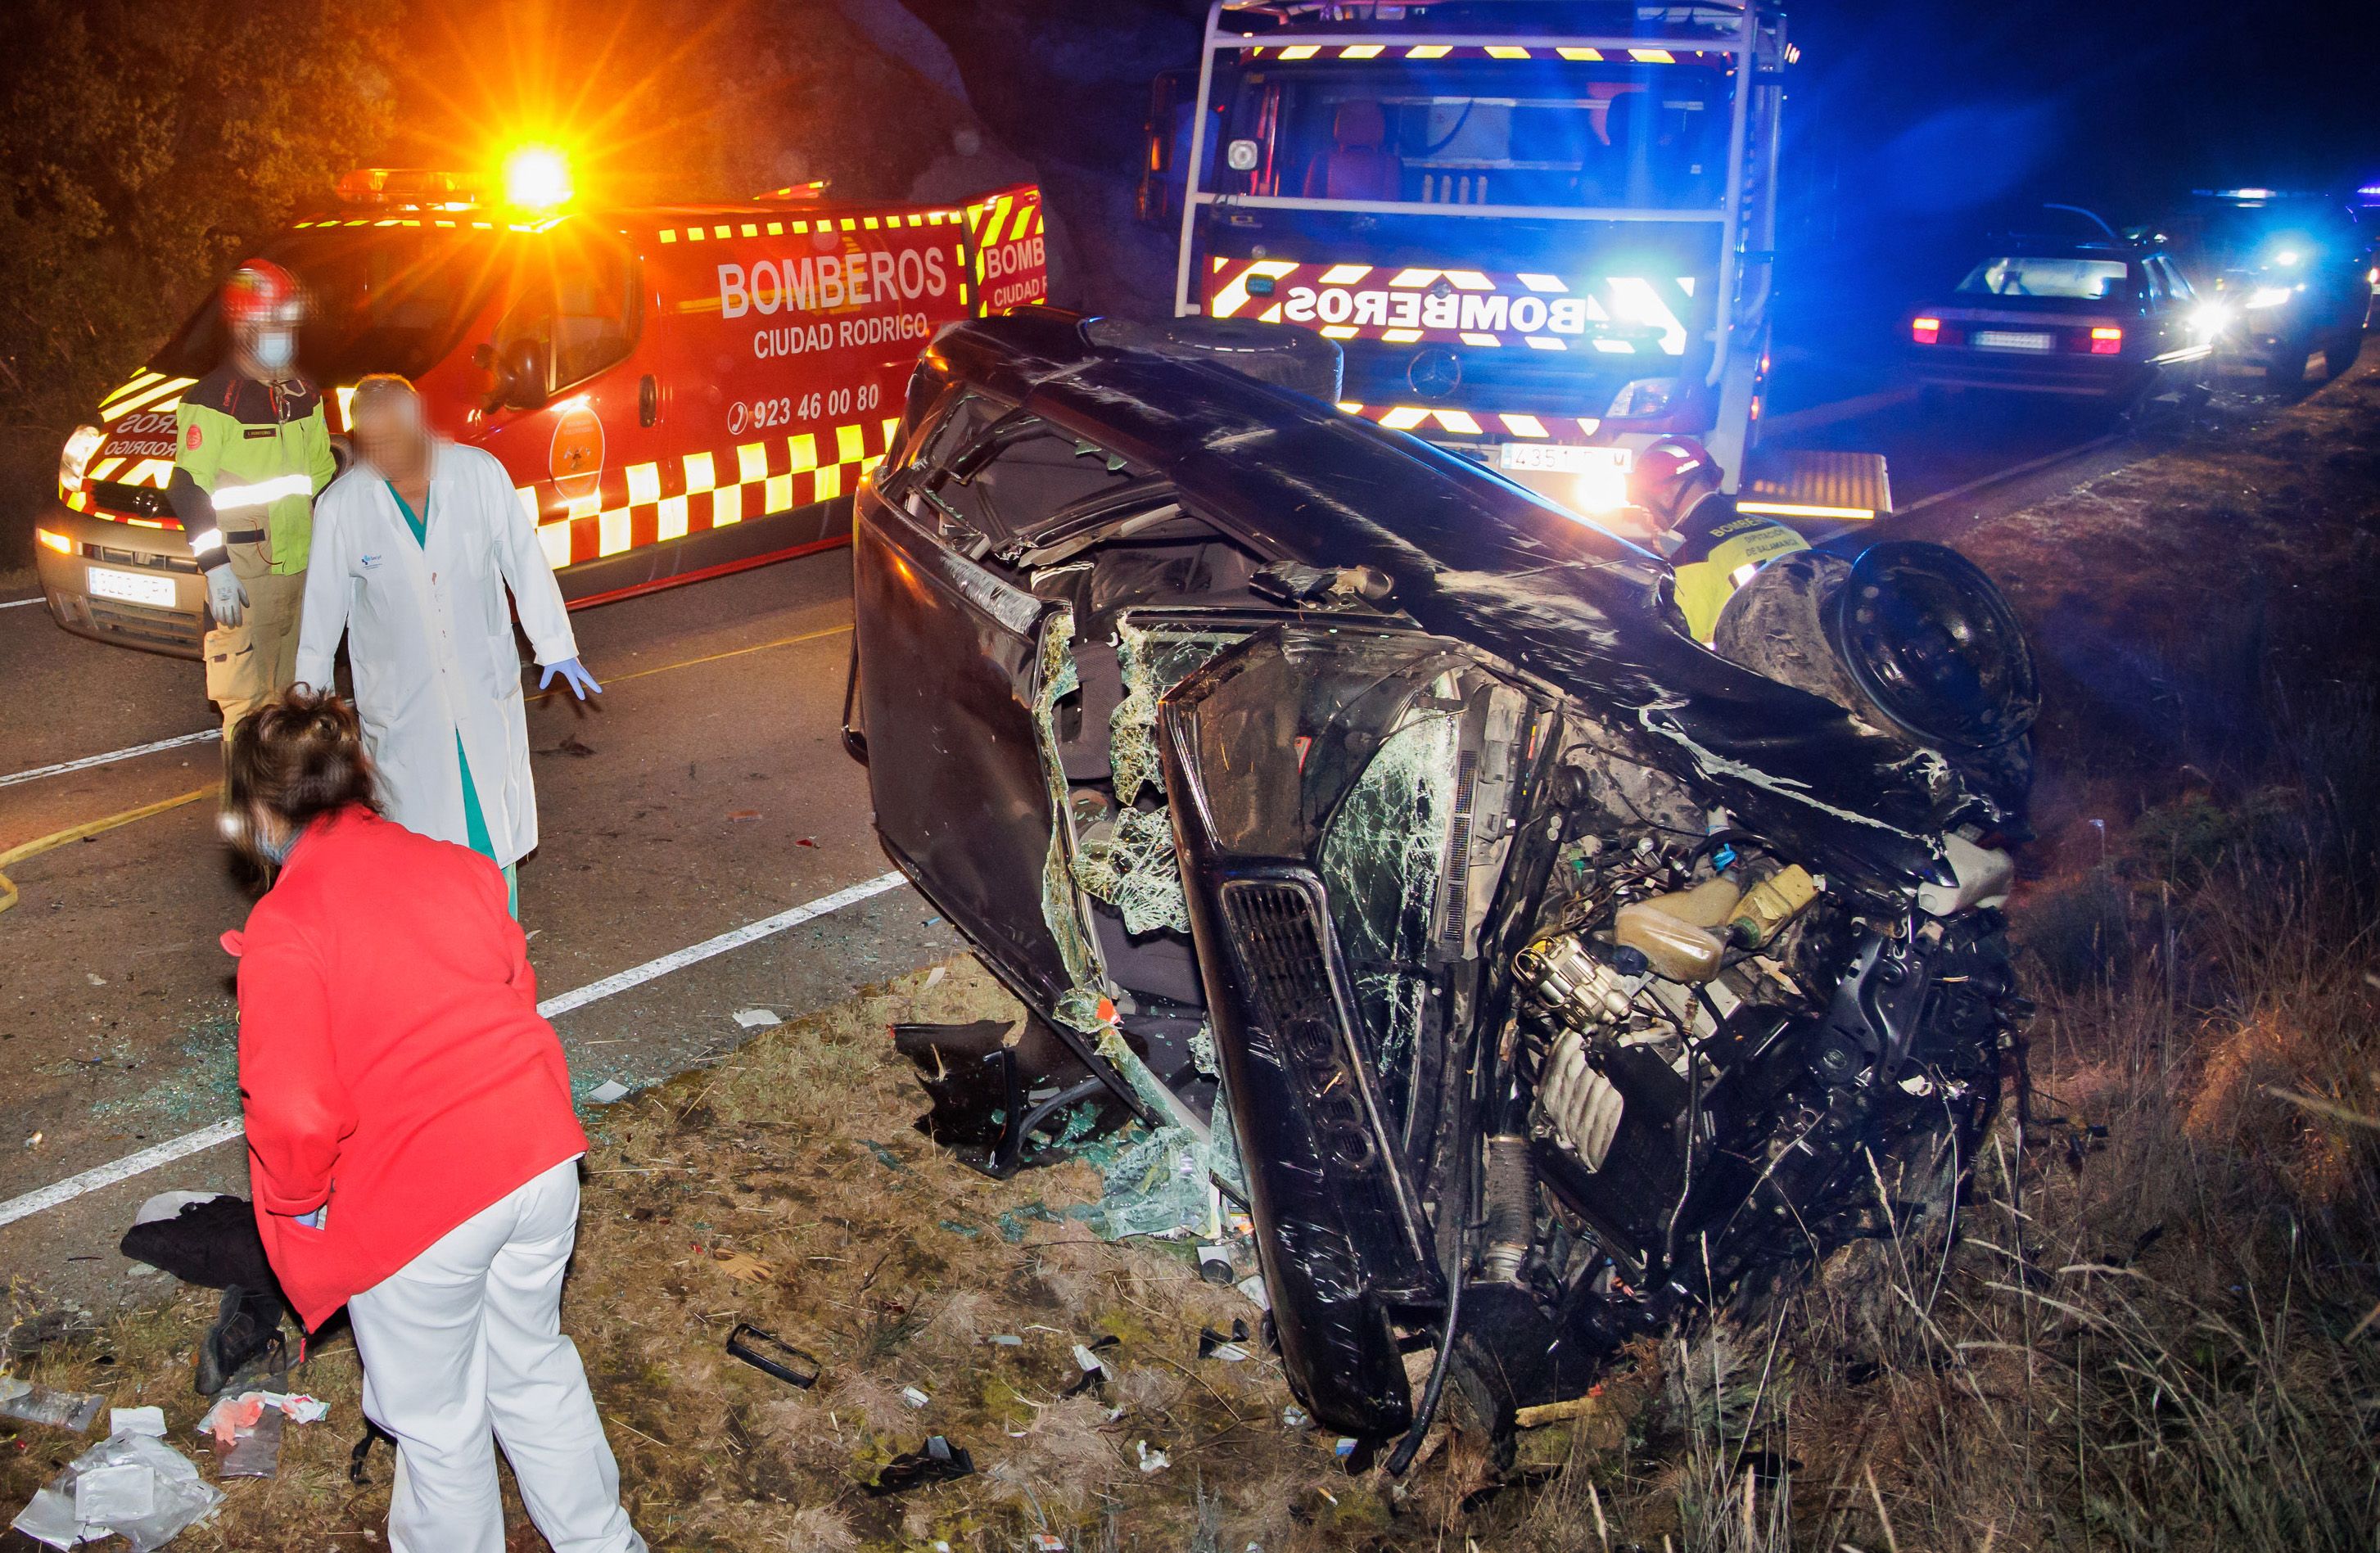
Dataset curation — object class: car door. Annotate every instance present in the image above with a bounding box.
[469,227,651,557]
[851,393,1156,1008]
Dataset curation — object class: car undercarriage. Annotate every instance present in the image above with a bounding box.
[847,312,2037,1457]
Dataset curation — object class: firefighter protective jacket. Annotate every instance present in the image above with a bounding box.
[167,366,336,574]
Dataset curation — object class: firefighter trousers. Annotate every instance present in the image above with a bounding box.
[202,545,305,734]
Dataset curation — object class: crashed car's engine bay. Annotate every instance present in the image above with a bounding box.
[848,312,2035,1457]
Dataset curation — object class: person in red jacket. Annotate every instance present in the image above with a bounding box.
[220,691,644,1553]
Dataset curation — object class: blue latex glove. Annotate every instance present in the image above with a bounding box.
[539,657,603,699]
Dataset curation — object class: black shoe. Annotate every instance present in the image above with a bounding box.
[196,1284,286,1396]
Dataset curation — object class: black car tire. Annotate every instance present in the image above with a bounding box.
[2324,325,2364,378]
[2265,332,2312,386]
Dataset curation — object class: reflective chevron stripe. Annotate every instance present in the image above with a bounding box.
[516,416,905,571]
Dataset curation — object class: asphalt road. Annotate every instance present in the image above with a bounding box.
[0,549,965,1327]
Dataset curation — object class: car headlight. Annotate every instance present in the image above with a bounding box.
[2244,285,2296,310]
[59,423,104,493]
[2191,302,2233,337]
[1605,377,1676,418]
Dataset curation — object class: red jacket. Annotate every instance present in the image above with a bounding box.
[225,806,589,1330]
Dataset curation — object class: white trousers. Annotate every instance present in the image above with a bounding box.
[347,1158,645,1553]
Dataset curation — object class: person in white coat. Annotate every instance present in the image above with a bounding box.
[295,376,601,912]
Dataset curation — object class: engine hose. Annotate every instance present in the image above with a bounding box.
[1385,1226,1464,1478]
[1478,1134,1535,1283]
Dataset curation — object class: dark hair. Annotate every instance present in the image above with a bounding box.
[223,689,377,864]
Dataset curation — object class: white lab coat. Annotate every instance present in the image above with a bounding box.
[296,443,576,869]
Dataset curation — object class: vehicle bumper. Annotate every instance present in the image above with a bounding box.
[1909,350,2161,400]
[31,503,207,658]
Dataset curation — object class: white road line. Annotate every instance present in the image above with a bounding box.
[535,870,906,1019]
[0,729,221,789]
[0,868,911,1230]
[0,596,45,610]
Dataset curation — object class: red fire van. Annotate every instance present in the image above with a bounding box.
[38,168,1048,654]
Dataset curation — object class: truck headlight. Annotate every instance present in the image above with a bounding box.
[59,423,104,494]
[2244,285,2296,310]
[1605,377,1676,418]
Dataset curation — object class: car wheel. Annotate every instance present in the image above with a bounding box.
[2324,325,2364,378]
[2265,332,2312,386]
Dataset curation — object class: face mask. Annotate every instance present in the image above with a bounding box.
[253,329,296,374]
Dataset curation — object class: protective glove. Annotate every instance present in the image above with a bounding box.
[539,656,603,699]
[203,562,248,628]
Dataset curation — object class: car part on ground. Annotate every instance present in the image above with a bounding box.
[846,309,2034,1455]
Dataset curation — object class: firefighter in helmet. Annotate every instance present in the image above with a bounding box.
[1634,439,1810,642]
[169,260,337,733]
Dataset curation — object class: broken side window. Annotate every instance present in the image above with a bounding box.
[931,417,1149,544]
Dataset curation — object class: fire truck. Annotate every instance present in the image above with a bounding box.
[38,160,1048,655]
[1141,0,1885,527]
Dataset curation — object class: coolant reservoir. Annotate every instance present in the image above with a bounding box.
[1615,878,1740,982]
[1729,865,1818,949]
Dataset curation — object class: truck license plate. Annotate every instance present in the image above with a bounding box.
[1498,442,1633,476]
[87,565,176,608]
[1972,330,2053,352]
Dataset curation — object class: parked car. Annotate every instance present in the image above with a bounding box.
[844,310,2038,1449]
[2160,187,2374,383]
[1905,230,2215,409]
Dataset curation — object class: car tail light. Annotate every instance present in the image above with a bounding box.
[2089,327,2123,354]
[1911,317,1941,345]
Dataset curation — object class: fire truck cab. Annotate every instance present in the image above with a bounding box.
[38,167,1047,656]
[1144,0,1883,531]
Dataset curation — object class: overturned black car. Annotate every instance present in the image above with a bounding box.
[843,311,2036,1456]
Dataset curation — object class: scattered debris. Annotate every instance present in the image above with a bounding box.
[557,734,598,758]
[727,809,761,822]
[924,965,947,989]
[584,1079,632,1104]
[109,1407,166,1439]
[859,1139,907,1172]
[0,1375,106,1432]
[865,1435,975,1497]
[725,1325,820,1388]
[208,1405,282,1479]
[85,973,107,986]
[1281,1405,1310,1429]
[794,837,818,848]
[711,1251,774,1284]
[1027,1535,1066,1552]
[1064,1336,1119,1398]
[347,1420,395,1487]
[1135,1439,1171,1474]
[8,1430,223,1551]
[985,1334,1023,1347]
[731,1008,781,1030]
[900,1385,932,1410]
[1197,1320,1251,1362]
[1333,1438,1359,1460]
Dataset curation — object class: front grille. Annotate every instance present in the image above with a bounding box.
[90,481,176,520]
[79,540,198,575]
[1221,877,1429,1284]
[87,598,202,651]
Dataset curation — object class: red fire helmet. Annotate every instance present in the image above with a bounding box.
[219,260,305,332]
[1632,436,1721,528]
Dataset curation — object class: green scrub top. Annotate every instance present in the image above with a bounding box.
[387,482,517,917]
